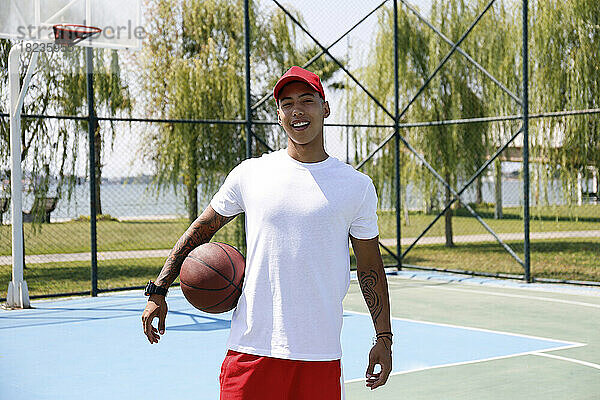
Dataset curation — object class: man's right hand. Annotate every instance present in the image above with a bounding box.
[142,294,168,344]
[140,206,235,344]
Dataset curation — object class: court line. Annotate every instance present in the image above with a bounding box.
[344,347,584,383]
[343,309,587,382]
[344,311,585,382]
[532,352,600,370]
[345,310,586,347]
[386,280,600,309]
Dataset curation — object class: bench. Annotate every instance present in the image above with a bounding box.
[22,196,58,223]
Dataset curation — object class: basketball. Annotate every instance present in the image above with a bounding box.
[180,242,245,313]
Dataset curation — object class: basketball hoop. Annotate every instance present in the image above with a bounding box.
[53,24,102,47]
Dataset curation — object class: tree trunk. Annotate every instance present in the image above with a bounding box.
[403,186,410,226]
[94,124,103,215]
[426,192,436,214]
[444,173,454,247]
[186,145,198,224]
[476,175,483,204]
[576,170,583,206]
[494,158,503,219]
[186,179,198,224]
[594,168,599,200]
[533,164,540,206]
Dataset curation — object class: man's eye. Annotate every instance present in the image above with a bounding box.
[282,103,292,108]
[304,99,313,103]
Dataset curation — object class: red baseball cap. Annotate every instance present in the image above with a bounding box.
[273,66,325,103]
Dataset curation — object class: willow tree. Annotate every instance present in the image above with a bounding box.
[350,1,489,247]
[139,0,340,224]
[531,0,600,206]
[346,4,431,225]
[0,40,130,220]
[472,0,521,218]
[0,39,61,216]
[413,0,489,246]
[49,48,132,215]
[0,39,50,202]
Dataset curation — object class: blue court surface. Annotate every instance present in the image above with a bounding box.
[0,289,582,400]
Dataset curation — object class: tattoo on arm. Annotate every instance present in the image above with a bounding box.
[359,269,383,324]
[155,209,234,288]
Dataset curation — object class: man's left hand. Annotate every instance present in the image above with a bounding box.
[365,337,392,390]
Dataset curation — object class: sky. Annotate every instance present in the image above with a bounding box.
[101,0,434,178]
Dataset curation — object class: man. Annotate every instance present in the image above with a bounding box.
[142,66,393,399]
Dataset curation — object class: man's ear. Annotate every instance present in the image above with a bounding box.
[277,108,283,126]
[323,101,330,118]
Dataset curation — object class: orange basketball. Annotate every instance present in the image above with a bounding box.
[180,242,245,313]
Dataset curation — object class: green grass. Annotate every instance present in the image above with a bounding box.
[0,218,242,256]
[378,238,600,282]
[1,204,598,297]
[0,257,174,297]
[347,232,600,283]
[2,237,598,298]
[1,205,599,256]
[377,204,600,240]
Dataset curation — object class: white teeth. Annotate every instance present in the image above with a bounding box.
[292,121,309,128]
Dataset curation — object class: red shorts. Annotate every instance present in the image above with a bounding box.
[219,350,344,400]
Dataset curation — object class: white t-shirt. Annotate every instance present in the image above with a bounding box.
[210,148,379,361]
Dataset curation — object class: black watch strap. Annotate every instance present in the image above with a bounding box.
[145,281,168,297]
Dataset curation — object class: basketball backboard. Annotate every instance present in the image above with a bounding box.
[0,0,142,49]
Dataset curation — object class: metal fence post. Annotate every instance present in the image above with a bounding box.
[86,47,98,296]
[244,0,252,160]
[522,0,531,283]
[394,0,402,270]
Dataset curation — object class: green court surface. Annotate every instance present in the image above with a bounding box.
[343,273,600,399]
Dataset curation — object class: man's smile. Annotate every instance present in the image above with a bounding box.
[291,120,310,130]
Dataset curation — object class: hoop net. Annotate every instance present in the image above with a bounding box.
[53,24,102,47]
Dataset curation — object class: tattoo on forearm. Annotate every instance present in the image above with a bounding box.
[359,269,383,324]
[155,209,233,288]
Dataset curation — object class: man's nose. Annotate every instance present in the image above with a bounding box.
[293,107,304,116]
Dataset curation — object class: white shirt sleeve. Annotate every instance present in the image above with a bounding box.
[210,163,245,217]
[349,179,379,240]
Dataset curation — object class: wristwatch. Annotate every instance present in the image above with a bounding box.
[144,280,168,297]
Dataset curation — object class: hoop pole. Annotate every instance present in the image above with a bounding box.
[14,50,40,119]
[7,45,33,308]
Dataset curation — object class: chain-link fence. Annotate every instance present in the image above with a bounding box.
[1,0,599,300]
